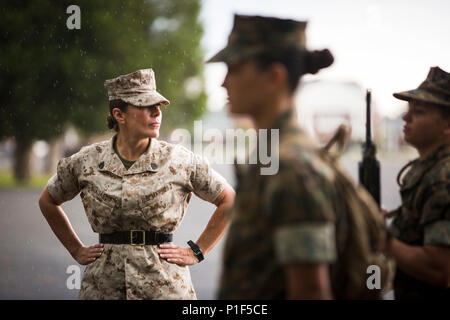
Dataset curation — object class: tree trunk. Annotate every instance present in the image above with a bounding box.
[13,136,34,185]
[46,136,63,174]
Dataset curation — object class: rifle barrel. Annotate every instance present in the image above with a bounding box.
[366,89,371,144]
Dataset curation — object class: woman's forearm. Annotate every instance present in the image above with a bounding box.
[38,188,83,257]
[195,186,235,256]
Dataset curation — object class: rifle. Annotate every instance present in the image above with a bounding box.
[358,89,381,207]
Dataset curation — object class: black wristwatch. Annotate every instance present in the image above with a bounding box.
[187,240,204,262]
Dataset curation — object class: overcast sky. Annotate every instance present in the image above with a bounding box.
[199,0,450,118]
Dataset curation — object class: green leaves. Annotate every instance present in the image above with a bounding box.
[0,0,206,140]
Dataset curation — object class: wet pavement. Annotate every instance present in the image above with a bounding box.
[0,160,404,299]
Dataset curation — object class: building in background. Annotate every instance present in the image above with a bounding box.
[296,80,381,145]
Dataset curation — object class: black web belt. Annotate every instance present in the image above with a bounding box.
[99,230,173,245]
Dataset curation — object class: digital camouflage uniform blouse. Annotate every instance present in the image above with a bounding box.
[390,143,450,299]
[218,111,343,299]
[47,137,227,300]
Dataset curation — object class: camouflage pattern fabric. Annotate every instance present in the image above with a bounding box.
[104,68,170,107]
[218,111,341,299]
[207,14,307,65]
[389,143,450,299]
[47,137,227,299]
[393,66,450,107]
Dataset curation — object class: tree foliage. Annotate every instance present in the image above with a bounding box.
[0,0,206,141]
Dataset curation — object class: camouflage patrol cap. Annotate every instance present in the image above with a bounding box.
[206,14,308,65]
[104,68,170,107]
[393,66,450,107]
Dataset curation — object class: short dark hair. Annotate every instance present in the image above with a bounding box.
[253,47,334,92]
[107,99,128,132]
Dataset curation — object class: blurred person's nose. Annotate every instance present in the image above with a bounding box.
[221,73,229,90]
[402,111,411,122]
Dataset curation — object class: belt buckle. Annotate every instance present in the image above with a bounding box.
[130,230,145,246]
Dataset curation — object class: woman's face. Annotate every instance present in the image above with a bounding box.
[119,104,162,138]
[221,59,270,115]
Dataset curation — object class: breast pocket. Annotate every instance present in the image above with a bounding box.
[81,187,116,233]
[138,184,174,221]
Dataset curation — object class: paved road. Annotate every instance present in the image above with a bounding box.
[0,160,404,299]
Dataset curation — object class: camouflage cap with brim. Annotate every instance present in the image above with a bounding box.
[104,68,170,107]
[206,14,308,65]
[393,66,450,107]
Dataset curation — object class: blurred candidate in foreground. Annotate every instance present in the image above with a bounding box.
[208,14,390,299]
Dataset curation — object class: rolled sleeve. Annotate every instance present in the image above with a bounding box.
[424,220,450,246]
[190,154,227,203]
[420,181,450,226]
[46,156,80,204]
[274,222,337,264]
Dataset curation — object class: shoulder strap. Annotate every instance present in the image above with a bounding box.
[396,160,415,187]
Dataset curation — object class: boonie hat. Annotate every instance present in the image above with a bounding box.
[206,14,308,65]
[393,66,450,107]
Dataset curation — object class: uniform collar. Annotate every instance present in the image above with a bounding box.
[400,143,450,191]
[98,135,160,177]
[270,108,302,138]
[418,143,450,166]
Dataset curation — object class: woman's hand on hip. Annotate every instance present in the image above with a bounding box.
[72,243,104,265]
[157,243,199,266]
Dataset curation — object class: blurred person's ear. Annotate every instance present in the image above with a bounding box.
[112,107,126,125]
[266,62,289,93]
[444,120,450,136]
